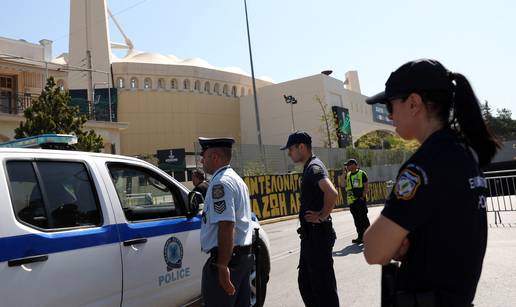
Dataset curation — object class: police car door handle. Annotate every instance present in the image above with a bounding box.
[123,238,148,246]
[8,255,49,267]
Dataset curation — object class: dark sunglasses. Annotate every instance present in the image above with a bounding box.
[386,95,409,114]
[385,101,393,114]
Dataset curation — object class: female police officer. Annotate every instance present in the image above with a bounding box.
[363,59,500,307]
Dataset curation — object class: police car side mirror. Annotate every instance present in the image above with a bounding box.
[187,191,203,218]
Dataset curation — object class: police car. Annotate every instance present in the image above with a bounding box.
[0,141,270,306]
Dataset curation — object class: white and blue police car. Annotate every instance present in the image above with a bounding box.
[0,138,270,307]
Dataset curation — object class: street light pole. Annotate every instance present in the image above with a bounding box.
[283,95,297,131]
[244,0,263,147]
[290,103,295,131]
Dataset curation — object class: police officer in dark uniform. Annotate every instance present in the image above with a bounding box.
[282,131,340,307]
[343,159,371,244]
[363,59,500,307]
[199,137,254,307]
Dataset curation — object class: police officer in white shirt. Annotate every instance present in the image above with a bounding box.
[199,137,253,307]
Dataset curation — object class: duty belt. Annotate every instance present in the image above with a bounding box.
[209,245,252,258]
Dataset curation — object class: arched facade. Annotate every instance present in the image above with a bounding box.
[117,77,125,88]
[144,78,152,89]
[183,79,190,90]
[157,78,165,89]
[56,79,66,90]
[130,77,138,89]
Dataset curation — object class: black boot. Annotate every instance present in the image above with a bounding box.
[352,235,363,244]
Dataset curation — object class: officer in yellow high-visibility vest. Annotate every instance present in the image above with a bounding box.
[344,159,370,244]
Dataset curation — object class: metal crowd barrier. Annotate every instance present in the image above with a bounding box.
[485,170,516,225]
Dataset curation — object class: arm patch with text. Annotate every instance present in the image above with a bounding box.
[394,168,423,201]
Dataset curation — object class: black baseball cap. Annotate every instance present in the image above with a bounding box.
[198,137,235,154]
[280,131,312,150]
[344,159,357,166]
[365,59,453,105]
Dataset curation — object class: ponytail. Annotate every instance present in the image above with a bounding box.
[449,72,501,167]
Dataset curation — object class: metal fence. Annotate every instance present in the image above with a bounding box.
[0,92,35,115]
[193,143,413,176]
[485,170,516,225]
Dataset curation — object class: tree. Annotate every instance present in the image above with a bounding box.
[14,77,104,152]
[493,108,516,140]
[481,100,494,122]
[354,130,419,151]
[314,95,339,148]
[480,101,516,141]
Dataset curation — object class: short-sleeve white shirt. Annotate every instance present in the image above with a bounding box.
[200,165,253,252]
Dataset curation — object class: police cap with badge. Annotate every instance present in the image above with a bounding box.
[198,137,235,154]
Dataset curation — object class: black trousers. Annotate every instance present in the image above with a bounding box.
[393,291,474,307]
[298,223,340,307]
[201,253,253,307]
[350,198,370,238]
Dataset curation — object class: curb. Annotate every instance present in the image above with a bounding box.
[259,207,349,225]
[258,203,385,226]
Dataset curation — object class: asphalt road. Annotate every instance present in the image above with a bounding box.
[262,207,516,307]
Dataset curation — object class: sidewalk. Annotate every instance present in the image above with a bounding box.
[475,223,516,306]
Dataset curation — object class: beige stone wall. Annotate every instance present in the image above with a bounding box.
[83,120,127,154]
[68,0,112,92]
[0,115,19,141]
[118,90,241,156]
[240,74,394,147]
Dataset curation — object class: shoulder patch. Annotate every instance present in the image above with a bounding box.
[312,165,323,175]
[394,168,422,200]
[212,184,225,199]
[406,163,428,184]
[214,200,226,214]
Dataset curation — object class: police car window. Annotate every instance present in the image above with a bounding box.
[6,161,102,230]
[107,164,183,222]
[7,162,48,228]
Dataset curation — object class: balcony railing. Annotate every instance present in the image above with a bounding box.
[0,92,35,115]
[0,92,117,122]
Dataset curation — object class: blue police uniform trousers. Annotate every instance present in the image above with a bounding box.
[202,252,253,307]
[298,222,339,307]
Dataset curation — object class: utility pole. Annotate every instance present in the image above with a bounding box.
[107,72,112,122]
[244,0,268,172]
[244,0,262,147]
[44,62,48,85]
[87,50,93,119]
